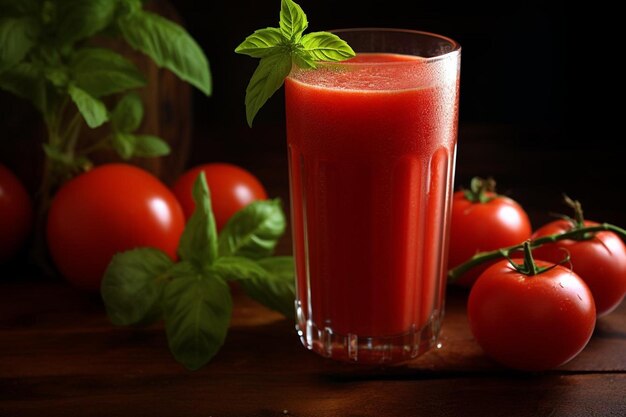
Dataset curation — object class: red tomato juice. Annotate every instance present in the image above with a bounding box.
[285,52,460,362]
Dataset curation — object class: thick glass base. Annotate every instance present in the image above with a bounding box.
[296,310,443,364]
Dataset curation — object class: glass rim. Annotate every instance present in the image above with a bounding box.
[327,27,461,64]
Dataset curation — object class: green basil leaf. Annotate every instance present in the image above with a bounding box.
[244,52,292,127]
[70,48,146,98]
[292,49,317,69]
[68,84,108,128]
[57,0,117,46]
[0,62,46,112]
[279,0,307,42]
[210,257,269,282]
[300,32,356,62]
[164,269,232,370]
[101,248,174,326]
[167,260,197,277]
[240,256,296,318]
[178,173,219,270]
[112,133,170,160]
[0,17,40,72]
[118,0,142,16]
[118,10,212,96]
[236,0,355,126]
[111,92,144,133]
[44,66,69,88]
[131,134,170,157]
[218,199,286,259]
[111,133,134,159]
[235,27,284,58]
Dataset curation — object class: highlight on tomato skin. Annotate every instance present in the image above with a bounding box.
[448,178,532,287]
[172,163,268,231]
[532,219,626,317]
[0,165,34,263]
[46,164,185,291]
[467,258,596,371]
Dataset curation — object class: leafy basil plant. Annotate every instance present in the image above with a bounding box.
[0,0,211,201]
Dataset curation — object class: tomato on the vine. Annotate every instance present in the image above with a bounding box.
[532,199,626,317]
[468,243,596,371]
[0,165,33,263]
[172,163,267,231]
[449,177,532,286]
[47,164,185,290]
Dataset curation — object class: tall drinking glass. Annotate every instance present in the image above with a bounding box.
[285,29,461,364]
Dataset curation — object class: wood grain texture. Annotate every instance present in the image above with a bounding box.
[0,280,624,417]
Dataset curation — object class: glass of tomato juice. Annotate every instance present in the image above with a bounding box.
[285,29,461,363]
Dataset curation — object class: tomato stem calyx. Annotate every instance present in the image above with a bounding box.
[561,195,599,241]
[448,223,626,283]
[463,177,497,204]
[504,240,567,277]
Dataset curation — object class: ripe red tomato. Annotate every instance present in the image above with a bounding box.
[449,189,532,286]
[172,163,267,231]
[47,164,185,290]
[532,219,626,317]
[468,259,596,371]
[0,165,33,263]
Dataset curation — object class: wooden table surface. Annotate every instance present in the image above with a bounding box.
[0,280,625,417]
[1,124,625,416]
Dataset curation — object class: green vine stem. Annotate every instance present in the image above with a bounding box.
[563,195,585,228]
[448,223,626,283]
[31,106,85,274]
[503,240,567,277]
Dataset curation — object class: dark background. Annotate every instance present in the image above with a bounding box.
[2,1,616,228]
[178,0,567,130]
[172,0,604,228]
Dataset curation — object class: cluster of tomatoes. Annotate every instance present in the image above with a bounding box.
[3,167,624,372]
[448,178,626,371]
[0,163,267,288]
